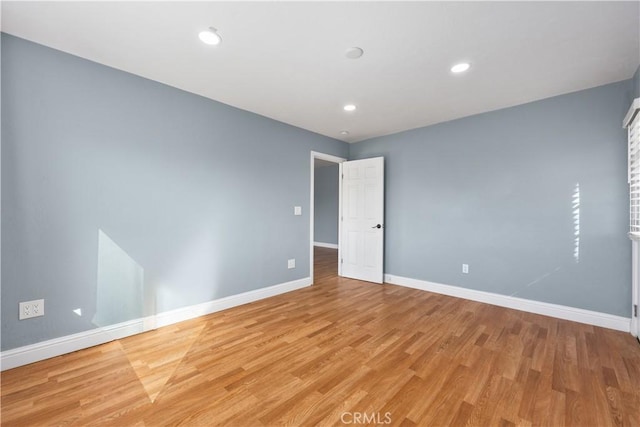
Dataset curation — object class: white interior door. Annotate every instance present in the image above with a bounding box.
[340,157,384,283]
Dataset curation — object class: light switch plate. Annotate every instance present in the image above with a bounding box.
[288,259,296,269]
[294,206,302,216]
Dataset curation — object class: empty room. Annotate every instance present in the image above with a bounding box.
[2,1,640,425]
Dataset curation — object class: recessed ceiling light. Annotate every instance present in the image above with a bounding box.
[345,47,364,59]
[199,27,222,45]
[451,62,471,73]
[340,130,350,136]
[343,104,357,112]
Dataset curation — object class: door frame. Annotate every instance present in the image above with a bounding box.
[310,151,346,283]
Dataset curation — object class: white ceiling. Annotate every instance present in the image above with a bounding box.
[2,1,639,143]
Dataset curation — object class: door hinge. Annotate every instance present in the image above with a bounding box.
[635,304,638,317]
[341,258,343,264]
[342,173,344,179]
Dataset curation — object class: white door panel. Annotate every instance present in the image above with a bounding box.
[340,157,384,283]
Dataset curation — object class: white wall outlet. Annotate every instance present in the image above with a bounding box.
[288,259,296,269]
[294,206,302,216]
[19,299,45,320]
[462,264,469,274]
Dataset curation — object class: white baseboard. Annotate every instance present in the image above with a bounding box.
[1,277,312,371]
[314,242,338,249]
[154,277,311,328]
[385,274,631,333]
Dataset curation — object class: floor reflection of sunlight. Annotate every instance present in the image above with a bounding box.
[118,321,206,403]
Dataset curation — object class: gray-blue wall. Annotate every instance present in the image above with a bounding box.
[350,80,633,317]
[1,34,348,350]
[2,33,636,352]
[634,66,640,99]
[314,164,339,245]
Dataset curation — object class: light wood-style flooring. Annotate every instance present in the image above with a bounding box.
[1,247,639,426]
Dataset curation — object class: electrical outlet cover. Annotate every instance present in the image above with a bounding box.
[19,299,44,320]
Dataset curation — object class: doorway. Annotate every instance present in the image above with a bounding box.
[310,151,346,283]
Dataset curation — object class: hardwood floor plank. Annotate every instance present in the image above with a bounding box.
[1,246,639,426]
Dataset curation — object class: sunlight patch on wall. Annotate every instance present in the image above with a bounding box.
[156,229,220,313]
[573,182,580,263]
[93,229,145,327]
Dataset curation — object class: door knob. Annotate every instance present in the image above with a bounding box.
[372,224,383,229]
